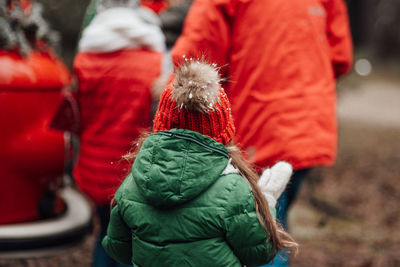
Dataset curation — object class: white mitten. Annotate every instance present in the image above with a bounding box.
[257,161,293,207]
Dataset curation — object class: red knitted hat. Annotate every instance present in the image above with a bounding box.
[153,60,235,145]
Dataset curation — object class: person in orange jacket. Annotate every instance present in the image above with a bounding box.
[170,0,353,265]
[73,0,165,266]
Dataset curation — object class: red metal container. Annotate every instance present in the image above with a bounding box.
[0,50,71,225]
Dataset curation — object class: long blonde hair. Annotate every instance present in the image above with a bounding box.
[227,144,298,256]
[122,131,298,257]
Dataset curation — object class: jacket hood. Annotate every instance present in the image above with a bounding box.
[79,7,165,53]
[131,129,229,207]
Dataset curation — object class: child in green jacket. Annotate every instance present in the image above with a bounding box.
[102,60,298,266]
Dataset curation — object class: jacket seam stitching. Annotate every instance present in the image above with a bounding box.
[145,134,159,191]
[178,139,191,197]
[222,175,242,225]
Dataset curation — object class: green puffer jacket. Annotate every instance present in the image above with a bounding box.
[102,128,276,266]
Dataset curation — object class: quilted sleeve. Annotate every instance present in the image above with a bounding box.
[223,176,275,266]
[102,205,132,265]
[324,0,353,78]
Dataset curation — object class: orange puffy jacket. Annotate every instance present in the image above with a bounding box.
[172,0,353,170]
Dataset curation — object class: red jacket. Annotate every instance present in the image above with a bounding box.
[73,49,162,205]
[172,0,353,170]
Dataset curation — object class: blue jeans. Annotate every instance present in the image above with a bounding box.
[261,168,310,267]
[93,205,131,267]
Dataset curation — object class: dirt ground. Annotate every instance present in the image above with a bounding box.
[290,72,400,266]
[1,73,399,267]
[290,122,400,267]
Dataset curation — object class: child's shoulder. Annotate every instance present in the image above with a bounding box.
[217,161,251,191]
[218,173,252,193]
[213,173,255,210]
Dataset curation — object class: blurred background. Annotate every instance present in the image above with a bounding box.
[36,0,400,70]
[1,0,399,266]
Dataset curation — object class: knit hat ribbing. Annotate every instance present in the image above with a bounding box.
[153,60,235,145]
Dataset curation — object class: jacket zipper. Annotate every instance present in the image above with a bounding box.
[159,131,229,158]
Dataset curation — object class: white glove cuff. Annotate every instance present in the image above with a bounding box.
[263,193,277,208]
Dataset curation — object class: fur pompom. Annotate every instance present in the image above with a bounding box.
[172,60,221,113]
